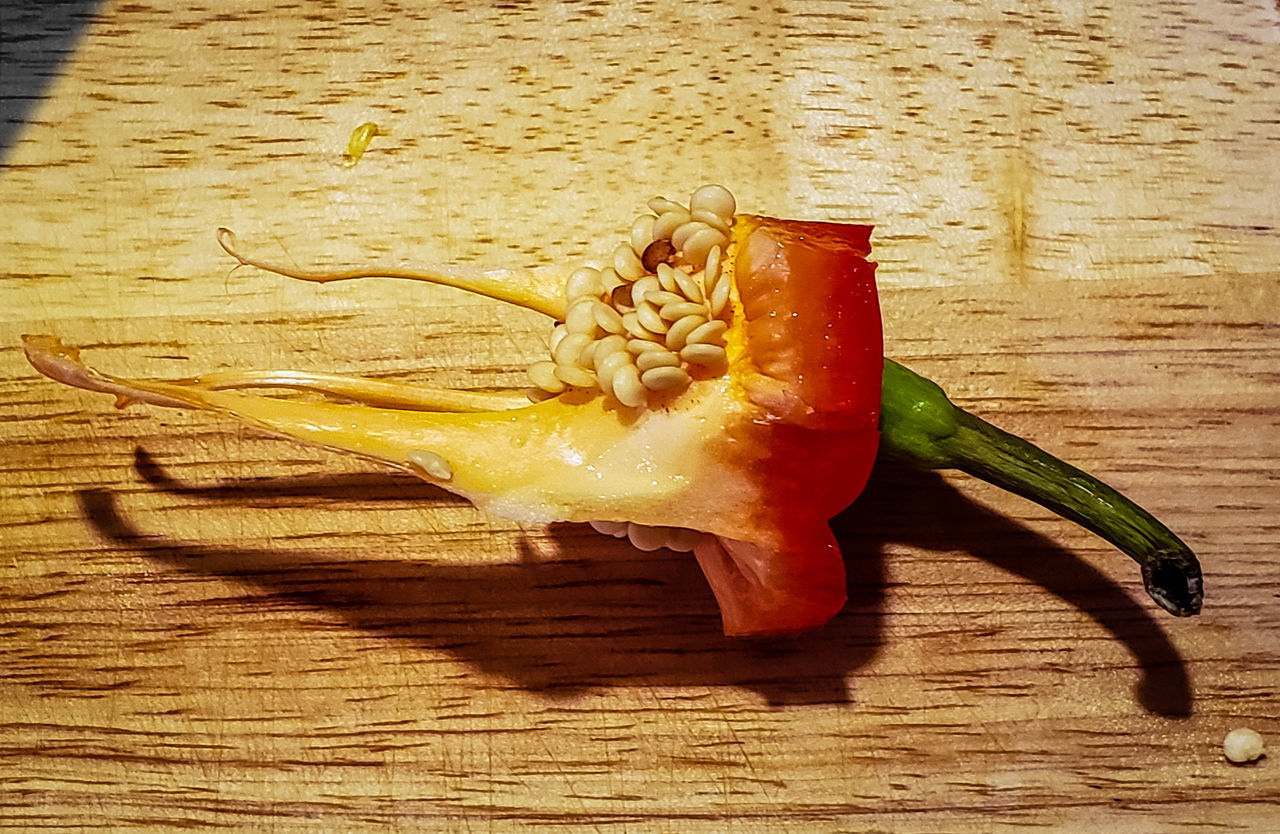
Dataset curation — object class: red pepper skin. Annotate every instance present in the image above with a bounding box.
[735,217,881,431]
[690,216,882,636]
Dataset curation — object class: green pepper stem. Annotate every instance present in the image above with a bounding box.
[878,358,1203,616]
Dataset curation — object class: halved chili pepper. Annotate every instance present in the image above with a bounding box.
[22,184,1202,636]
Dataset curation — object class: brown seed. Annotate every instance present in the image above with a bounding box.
[610,282,633,310]
[641,238,677,272]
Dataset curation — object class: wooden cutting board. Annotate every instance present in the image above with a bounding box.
[2,1,1277,830]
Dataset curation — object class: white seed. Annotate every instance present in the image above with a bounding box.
[645,289,686,307]
[660,300,707,322]
[407,449,453,481]
[627,337,666,355]
[629,274,660,307]
[689,184,735,221]
[641,365,691,392]
[610,364,646,407]
[635,301,669,334]
[647,196,687,216]
[548,323,569,355]
[565,267,604,301]
[687,319,728,346]
[600,266,625,296]
[1223,728,1265,764]
[671,220,709,252]
[655,262,679,292]
[682,227,728,270]
[565,298,600,336]
[614,242,645,281]
[665,314,707,351]
[708,270,732,317]
[681,343,728,367]
[621,311,659,341]
[627,522,672,552]
[704,244,722,285]
[527,360,565,393]
[630,214,657,256]
[578,339,599,369]
[592,300,625,334]
[665,527,705,553]
[553,331,593,367]
[554,363,597,389]
[589,519,629,537]
[690,208,732,236]
[635,348,680,372]
[525,387,558,403]
[591,334,627,369]
[653,209,691,242]
[596,350,634,389]
[671,267,704,302]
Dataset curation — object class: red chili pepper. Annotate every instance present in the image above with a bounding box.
[22,185,1201,636]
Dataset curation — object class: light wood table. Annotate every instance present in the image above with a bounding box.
[2,1,1277,830]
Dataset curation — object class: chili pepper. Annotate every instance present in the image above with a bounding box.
[22,184,1202,636]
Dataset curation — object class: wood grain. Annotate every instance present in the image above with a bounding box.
[2,0,1278,831]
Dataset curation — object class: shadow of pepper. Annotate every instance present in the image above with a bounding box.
[77,448,1188,714]
[835,460,1192,718]
[75,450,886,707]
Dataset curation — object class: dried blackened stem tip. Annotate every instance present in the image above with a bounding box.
[1143,549,1204,617]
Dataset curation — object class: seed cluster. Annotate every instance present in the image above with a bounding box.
[528,184,737,407]
[589,520,708,553]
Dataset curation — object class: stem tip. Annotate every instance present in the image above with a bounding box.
[1142,549,1204,617]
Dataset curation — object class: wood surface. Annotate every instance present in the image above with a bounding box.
[2,0,1278,830]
